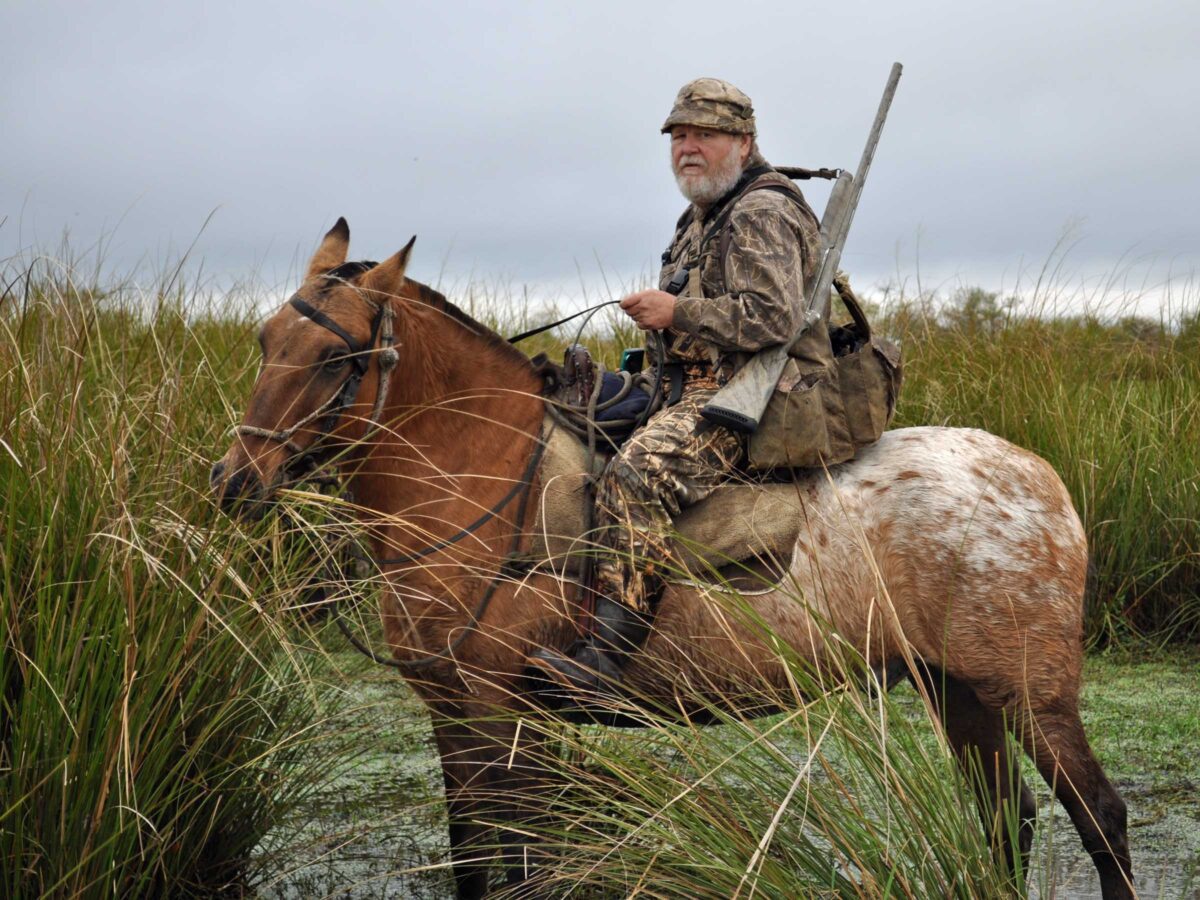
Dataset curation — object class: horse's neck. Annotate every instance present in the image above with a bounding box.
[350,302,544,560]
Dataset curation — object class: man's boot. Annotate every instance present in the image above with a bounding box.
[527,596,652,703]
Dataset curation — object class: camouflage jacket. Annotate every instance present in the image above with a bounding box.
[657,157,832,387]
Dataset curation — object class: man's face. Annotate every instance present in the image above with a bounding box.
[670,125,750,205]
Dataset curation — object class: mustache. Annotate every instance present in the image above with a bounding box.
[675,154,706,172]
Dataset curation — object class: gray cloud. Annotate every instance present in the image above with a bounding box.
[3,0,1196,304]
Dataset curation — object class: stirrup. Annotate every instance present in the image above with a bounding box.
[526,642,626,705]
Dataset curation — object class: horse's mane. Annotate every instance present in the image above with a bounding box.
[321,260,534,373]
[401,278,534,372]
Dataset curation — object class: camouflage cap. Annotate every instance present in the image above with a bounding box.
[661,77,756,135]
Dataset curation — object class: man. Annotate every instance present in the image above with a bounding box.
[530,77,828,699]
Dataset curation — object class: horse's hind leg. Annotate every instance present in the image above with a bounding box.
[1013,700,1133,900]
[914,666,1036,883]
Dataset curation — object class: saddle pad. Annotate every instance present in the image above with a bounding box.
[531,421,804,570]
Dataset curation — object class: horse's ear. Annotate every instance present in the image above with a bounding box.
[359,236,416,301]
[305,217,351,281]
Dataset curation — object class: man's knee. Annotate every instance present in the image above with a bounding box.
[606,453,650,494]
[603,451,680,512]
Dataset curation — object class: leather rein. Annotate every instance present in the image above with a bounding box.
[238,286,547,671]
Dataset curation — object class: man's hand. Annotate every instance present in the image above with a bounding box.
[619,290,676,331]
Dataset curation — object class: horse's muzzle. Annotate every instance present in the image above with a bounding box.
[210,457,270,516]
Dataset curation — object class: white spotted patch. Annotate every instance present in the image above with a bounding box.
[779,426,1086,627]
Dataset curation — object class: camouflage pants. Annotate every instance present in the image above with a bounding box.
[593,387,744,613]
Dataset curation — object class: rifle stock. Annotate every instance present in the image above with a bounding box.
[701,62,903,433]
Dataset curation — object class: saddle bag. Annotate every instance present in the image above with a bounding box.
[747,277,902,471]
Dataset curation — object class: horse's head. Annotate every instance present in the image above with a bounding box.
[211,218,415,513]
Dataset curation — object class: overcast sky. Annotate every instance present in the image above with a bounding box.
[3,0,1196,313]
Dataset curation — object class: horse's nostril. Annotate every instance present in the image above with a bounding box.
[218,468,269,516]
[210,459,226,489]
[220,470,249,510]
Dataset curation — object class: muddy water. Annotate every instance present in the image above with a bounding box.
[1032,779,1199,898]
[254,665,1199,899]
[252,675,456,899]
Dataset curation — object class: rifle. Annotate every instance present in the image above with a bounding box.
[700,62,903,433]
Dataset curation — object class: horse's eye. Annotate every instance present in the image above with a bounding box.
[324,353,349,372]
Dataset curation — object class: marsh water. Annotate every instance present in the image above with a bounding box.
[254,658,1199,899]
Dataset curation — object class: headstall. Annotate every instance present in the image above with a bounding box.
[234,291,399,463]
[233,283,546,671]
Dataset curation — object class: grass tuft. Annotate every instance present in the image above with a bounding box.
[0,249,350,897]
[3,241,1196,896]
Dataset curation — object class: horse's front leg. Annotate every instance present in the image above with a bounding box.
[431,709,560,898]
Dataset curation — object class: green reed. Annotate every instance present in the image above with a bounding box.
[498,672,1034,898]
[497,278,1200,644]
[457,272,1197,891]
[0,254,348,897]
[2,243,1193,897]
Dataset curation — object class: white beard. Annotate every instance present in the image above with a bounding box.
[674,147,745,206]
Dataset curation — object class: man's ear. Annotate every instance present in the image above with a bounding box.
[739,134,753,165]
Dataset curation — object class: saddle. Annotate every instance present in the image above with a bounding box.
[528,420,809,592]
[536,344,658,448]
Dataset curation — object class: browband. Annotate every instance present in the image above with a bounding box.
[289,295,382,374]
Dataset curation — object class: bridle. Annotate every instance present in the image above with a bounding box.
[235,280,546,671]
[234,291,399,460]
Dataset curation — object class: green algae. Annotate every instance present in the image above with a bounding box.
[256,649,1200,898]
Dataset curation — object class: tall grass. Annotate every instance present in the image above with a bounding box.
[503,659,1034,898]
[466,275,1198,893]
[0,253,347,896]
[478,272,1200,642]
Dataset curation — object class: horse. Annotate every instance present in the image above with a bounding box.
[210,220,1133,899]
